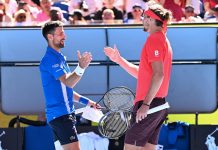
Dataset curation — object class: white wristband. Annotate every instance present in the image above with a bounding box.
[74,65,85,76]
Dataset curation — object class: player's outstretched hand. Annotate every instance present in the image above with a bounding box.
[104,45,121,63]
[77,50,92,69]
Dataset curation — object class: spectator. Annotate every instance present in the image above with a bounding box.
[203,0,218,19]
[94,0,123,20]
[174,0,187,8]
[180,5,204,22]
[127,3,143,24]
[0,0,13,24]
[186,0,202,15]
[36,0,52,22]
[112,0,126,12]
[49,7,67,23]
[124,0,147,15]
[102,8,115,24]
[17,1,36,23]
[68,9,87,24]
[162,0,184,21]
[0,10,4,24]
[69,0,101,20]
[22,0,41,10]
[52,0,69,20]
[206,4,218,22]
[97,0,127,13]
[14,9,30,26]
[4,0,18,17]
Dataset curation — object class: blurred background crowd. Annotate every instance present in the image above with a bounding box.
[0,0,217,26]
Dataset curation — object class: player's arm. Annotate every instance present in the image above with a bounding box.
[59,72,82,88]
[143,35,165,105]
[59,51,92,88]
[73,91,99,108]
[143,61,164,105]
[117,57,139,79]
[104,46,139,78]
[136,61,164,123]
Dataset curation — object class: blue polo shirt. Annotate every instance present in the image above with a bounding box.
[39,46,74,123]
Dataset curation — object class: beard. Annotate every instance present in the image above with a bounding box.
[58,42,65,48]
[143,26,149,32]
[54,40,65,48]
[143,27,148,32]
[143,22,149,32]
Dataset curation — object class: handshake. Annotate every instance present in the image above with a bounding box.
[78,45,121,69]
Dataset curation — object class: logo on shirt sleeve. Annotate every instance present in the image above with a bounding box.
[52,64,59,68]
[154,50,159,57]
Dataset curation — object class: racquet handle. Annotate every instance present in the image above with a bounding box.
[75,107,86,114]
[74,106,106,114]
[147,102,170,114]
[75,103,169,115]
[90,105,106,110]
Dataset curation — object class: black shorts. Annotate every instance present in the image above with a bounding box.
[48,113,79,145]
[124,98,168,147]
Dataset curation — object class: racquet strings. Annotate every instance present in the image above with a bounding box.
[98,111,132,139]
[103,87,135,111]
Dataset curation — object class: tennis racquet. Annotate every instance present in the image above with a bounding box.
[96,86,135,112]
[98,102,170,139]
[98,111,131,139]
[75,86,135,114]
[75,86,169,139]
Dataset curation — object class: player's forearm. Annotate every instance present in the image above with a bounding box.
[73,91,96,107]
[73,91,80,102]
[73,91,89,104]
[61,65,86,88]
[64,73,82,88]
[143,72,164,105]
[117,57,139,78]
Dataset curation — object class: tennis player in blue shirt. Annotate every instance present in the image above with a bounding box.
[40,21,97,150]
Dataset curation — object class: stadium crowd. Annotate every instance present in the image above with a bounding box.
[0,0,217,26]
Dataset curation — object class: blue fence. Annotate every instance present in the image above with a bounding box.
[0,26,217,114]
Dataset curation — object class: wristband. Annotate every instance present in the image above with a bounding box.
[142,102,150,107]
[74,65,85,76]
[79,97,89,105]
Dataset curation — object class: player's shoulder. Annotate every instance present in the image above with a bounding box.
[40,53,60,67]
[148,32,165,43]
[150,31,164,39]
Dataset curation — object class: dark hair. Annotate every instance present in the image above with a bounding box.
[41,21,63,41]
[70,10,83,20]
[149,4,171,27]
[18,1,27,10]
[79,0,88,12]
